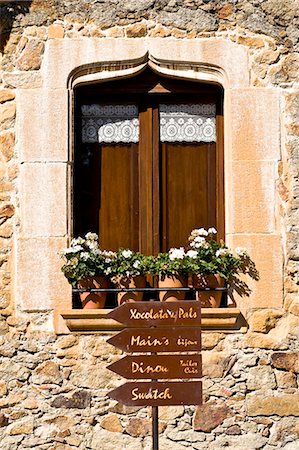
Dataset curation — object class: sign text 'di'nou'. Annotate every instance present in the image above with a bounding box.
[107,354,202,379]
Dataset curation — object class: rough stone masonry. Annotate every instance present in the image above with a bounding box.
[0,1,299,449]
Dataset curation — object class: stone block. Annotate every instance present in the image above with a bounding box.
[16,39,44,71]
[42,39,148,89]
[126,22,147,38]
[230,89,280,161]
[0,90,15,104]
[6,418,34,435]
[0,413,8,427]
[248,309,283,333]
[247,366,276,391]
[243,332,288,350]
[202,332,225,349]
[227,234,283,309]
[193,401,233,432]
[275,370,297,388]
[51,390,91,409]
[101,414,123,433]
[158,405,184,420]
[148,38,249,88]
[0,360,30,382]
[32,361,62,384]
[0,102,16,131]
[3,72,43,89]
[126,417,165,437]
[269,417,299,445]
[70,362,117,389]
[228,161,277,233]
[48,24,64,39]
[19,163,67,237]
[0,132,15,162]
[271,352,299,373]
[247,393,299,416]
[16,237,71,311]
[16,89,68,162]
[202,351,231,378]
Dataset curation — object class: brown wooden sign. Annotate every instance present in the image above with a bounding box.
[107,354,202,379]
[107,301,201,328]
[108,381,202,406]
[107,326,201,353]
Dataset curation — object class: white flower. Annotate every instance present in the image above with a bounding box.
[186,250,197,259]
[216,248,229,257]
[80,252,90,261]
[235,247,248,257]
[191,228,208,237]
[64,245,83,254]
[70,237,85,246]
[85,232,98,241]
[194,236,206,244]
[133,260,140,269]
[169,247,185,260]
[85,240,98,250]
[122,249,133,258]
[208,227,217,235]
[190,237,206,249]
[105,267,112,275]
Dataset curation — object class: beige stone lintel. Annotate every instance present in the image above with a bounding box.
[56,308,246,334]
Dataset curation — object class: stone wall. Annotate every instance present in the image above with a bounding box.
[0,1,298,448]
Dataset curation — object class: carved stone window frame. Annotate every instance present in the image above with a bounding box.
[14,38,282,334]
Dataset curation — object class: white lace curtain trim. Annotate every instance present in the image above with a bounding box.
[159,104,216,143]
[81,104,139,143]
[81,103,216,144]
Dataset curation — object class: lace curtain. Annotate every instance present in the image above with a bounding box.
[159,104,216,143]
[81,104,139,143]
[81,103,216,144]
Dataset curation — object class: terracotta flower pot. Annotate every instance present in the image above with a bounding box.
[77,276,109,309]
[192,274,224,308]
[115,275,146,305]
[158,275,187,302]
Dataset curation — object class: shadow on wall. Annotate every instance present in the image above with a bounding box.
[228,256,260,306]
[0,1,33,53]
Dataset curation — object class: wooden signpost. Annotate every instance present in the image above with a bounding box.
[108,381,202,406]
[107,326,201,353]
[108,354,202,379]
[107,300,202,450]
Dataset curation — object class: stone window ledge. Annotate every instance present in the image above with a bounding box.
[56,308,247,334]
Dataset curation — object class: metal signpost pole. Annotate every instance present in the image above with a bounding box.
[152,405,159,450]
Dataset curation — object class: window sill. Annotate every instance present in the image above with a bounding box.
[56,308,247,334]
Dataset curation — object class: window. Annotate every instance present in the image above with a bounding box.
[73,69,224,257]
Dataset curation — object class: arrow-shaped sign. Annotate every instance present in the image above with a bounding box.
[108,381,202,406]
[107,354,202,379]
[107,326,201,353]
[107,301,201,328]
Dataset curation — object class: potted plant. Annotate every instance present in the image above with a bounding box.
[61,232,116,309]
[110,249,149,305]
[153,248,189,302]
[186,227,249,307]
